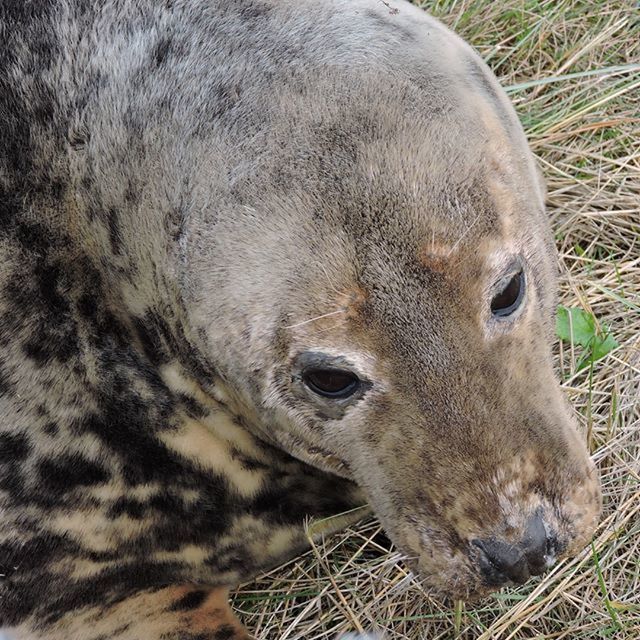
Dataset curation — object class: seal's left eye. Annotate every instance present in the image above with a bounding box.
[302,368,360,399]
[491,269,525,317]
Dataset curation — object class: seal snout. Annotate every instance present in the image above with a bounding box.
[471,512,558,587]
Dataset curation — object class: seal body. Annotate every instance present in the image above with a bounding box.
[0,1,601,638]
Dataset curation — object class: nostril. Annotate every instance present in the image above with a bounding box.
[472,513,559,587]
[522,512,556,575]
[472,538,530,585]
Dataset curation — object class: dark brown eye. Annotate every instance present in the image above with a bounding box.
[302,368,360,399]
[491,269,525,317]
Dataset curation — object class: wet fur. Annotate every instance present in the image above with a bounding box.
[0,1,600,638]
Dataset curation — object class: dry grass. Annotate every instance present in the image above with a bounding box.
[231,1,640,638]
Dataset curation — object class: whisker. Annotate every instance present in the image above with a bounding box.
[448,211,482,256]
[319,262,342,295]
[283,308,346,329]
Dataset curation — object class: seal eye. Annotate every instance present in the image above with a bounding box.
[302,368,360,399]
[491,269,525,317]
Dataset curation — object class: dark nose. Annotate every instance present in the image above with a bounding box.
[472,513,557,586]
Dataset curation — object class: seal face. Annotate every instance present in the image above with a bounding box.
[0,0,601,637]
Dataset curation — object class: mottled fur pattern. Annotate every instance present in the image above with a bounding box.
[0,1,600,638]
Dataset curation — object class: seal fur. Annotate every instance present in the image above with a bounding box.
[0,1,600,638]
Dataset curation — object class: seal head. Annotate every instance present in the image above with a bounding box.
[180,0,600,598]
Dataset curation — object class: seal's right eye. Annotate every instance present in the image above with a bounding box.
[491,269,525,318]
[302,368,360,399]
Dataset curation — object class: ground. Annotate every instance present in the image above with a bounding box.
[230,1,640,638]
